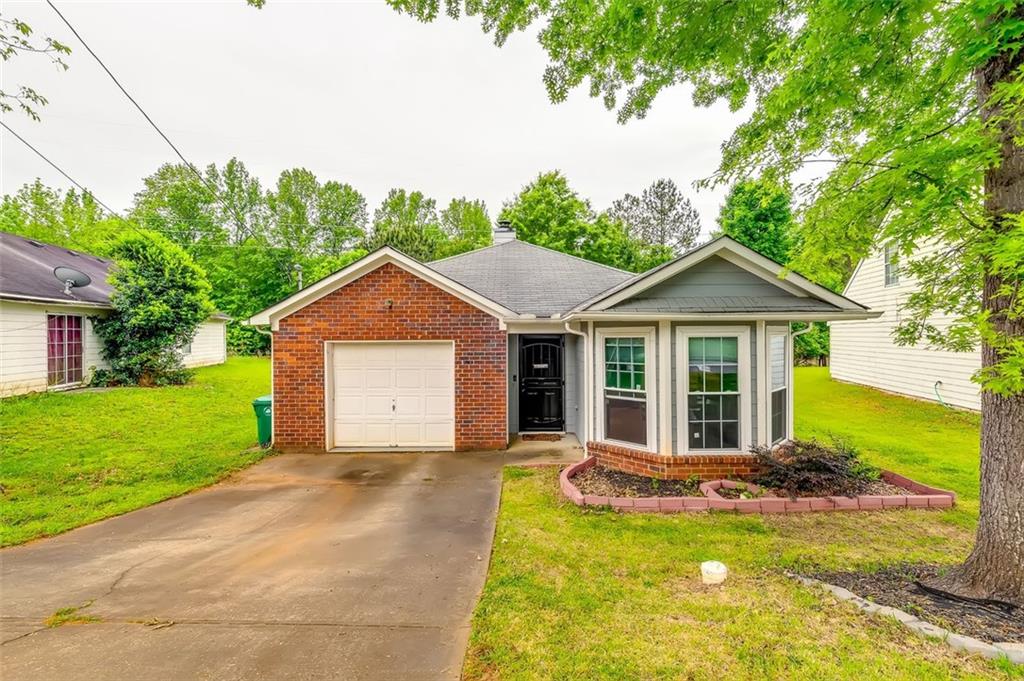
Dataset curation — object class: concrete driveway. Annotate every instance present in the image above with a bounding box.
[0,452,513,680]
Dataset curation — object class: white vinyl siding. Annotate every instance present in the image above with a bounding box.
[1,300,107,397]
[831,241,981,410]
[1,301,228,398]
[181,320,227,368]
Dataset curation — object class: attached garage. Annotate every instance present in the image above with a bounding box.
[330,342,455,449]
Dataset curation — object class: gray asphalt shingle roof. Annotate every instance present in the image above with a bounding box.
[0,231,114,306]
[429,240,634,317]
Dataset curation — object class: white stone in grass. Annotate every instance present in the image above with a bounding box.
[700,561,728,585]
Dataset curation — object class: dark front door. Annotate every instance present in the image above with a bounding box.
[519,335,564,431]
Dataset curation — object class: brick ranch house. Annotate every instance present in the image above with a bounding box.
[247,226,880,478]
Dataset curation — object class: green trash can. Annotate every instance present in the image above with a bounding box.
[253,395,273,448]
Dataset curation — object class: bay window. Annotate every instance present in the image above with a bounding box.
[599,329,655,449]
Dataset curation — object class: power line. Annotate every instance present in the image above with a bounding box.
[45,0,220,198]
[0,120,123,218]
[1,121,255,251]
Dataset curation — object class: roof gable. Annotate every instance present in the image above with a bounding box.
[428,240,633,317]
[607,255,841,313]
[576,237,866,314]
[247,247,518,329]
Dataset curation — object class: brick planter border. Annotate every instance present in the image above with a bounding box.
[558,456,956,514]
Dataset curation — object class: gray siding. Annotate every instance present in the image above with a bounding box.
[610,255,819,313]
[564,334,584,438]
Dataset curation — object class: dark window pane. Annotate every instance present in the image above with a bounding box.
[721,395,739,420]
[605,397,646,446]
[704,422,722,449]
[722,421,739,449]
[605,342,617,362]
[704,395,721,420]
[605,370,616,388]
[688,423,702,449]
[772,389,787,443]
[618,371,633,390]
[688,395,703,421]
[633,343,644,364]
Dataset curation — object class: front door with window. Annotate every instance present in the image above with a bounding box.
[519,335,564,431]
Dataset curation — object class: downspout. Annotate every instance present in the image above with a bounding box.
[564,320,588,460]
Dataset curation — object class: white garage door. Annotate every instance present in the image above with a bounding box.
[331,342,455,449]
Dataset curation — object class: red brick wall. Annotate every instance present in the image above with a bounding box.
[273,262,507,451]
[587,441,758,480]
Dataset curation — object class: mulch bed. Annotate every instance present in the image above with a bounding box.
[572,465,702,498]
[768,479,914,499]
[809,564,1023,644]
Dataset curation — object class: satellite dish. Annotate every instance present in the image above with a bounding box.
[54,266,92,295]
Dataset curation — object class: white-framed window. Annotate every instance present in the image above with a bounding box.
[769,331,789,444]
[676,326,751,454]
[597,327,656,450]
[47,314,84,387]
[884,244,900,286]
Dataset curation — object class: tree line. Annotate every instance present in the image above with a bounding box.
[1,162,714,353]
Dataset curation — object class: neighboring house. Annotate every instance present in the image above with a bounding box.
[831,241,981,410]
[247,226,879,478]
[0,231,229,397]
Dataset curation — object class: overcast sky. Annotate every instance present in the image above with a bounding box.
[3,0,753,237]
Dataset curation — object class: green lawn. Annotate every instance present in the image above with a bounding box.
[466,367,1013,680]
[0,357,271,546]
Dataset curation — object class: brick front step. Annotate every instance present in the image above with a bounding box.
[558,456,956,514]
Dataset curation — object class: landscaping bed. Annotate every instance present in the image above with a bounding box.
[808,564,1023,645]
[572,465,701,497]
[560,455,956,514]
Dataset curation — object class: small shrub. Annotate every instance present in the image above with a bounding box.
[751,438,880,497]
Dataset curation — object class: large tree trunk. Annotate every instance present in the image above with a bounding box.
[944,23,1024,604]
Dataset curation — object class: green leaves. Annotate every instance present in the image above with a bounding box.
[716,179,794,265]
[93,230,214,386]
[499,170,672,272]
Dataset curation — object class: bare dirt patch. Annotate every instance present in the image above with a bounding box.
[809,564,1023,644]
[572,465,701,497]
